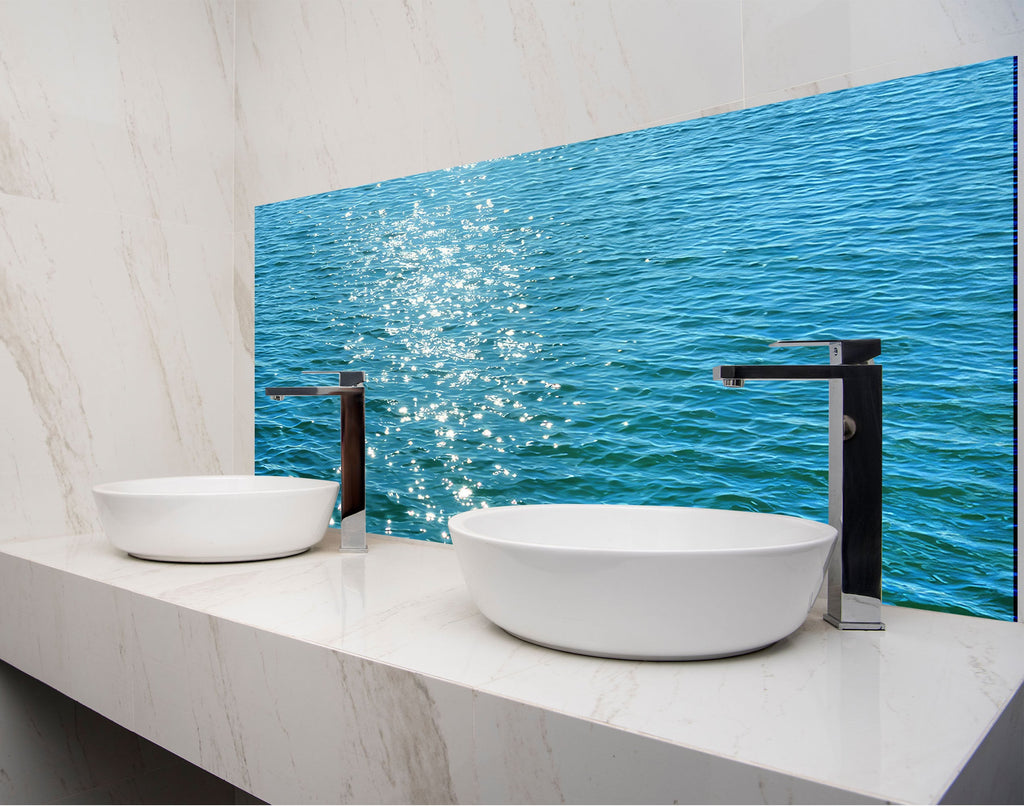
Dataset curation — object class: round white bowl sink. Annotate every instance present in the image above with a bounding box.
[449,504,837,661]
[93,475,339,562]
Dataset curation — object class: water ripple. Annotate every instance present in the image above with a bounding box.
[256,58,1016,620]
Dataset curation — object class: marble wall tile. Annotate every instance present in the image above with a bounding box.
[235,0,1022,211]
[0,0,236,541]
[233,225,257,472]
[0,194,234,538]
[234,0,745,211]
[0,0,234,228]
[234,0,425,211]
[411,0,745,174]
[741,0,1024,107]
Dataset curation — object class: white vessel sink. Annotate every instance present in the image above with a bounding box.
[449,504,837,660]
[93,475,338,562]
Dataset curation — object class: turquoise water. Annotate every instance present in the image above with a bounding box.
[256,58,1017,621]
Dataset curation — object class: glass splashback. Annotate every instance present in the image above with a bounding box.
[256,57,1017,620]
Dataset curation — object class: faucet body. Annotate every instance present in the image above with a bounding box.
[714,339,883,630]
[265,371,367,553]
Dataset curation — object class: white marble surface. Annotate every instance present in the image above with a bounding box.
[1,530,1022,803]
[741,0,1024,107]
[0,0,236,540]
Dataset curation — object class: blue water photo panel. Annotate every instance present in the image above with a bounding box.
[256,57,1017,620]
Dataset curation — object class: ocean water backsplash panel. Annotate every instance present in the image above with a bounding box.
[256,57,1017,620]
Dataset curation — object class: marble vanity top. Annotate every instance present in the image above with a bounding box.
[0,530,1022,804]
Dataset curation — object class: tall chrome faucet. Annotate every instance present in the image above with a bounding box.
[265,371,367,553]
[713,339,884,630]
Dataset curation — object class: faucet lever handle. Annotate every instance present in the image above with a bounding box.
[770,338,881,365]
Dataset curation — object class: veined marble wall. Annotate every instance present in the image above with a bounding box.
[0,0,236,542]
[236,0,1024,209]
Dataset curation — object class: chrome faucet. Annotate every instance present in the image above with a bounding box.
[265,371,367,553]
[713,339,884,630]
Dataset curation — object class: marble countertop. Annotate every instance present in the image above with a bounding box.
[1,530,1023,804]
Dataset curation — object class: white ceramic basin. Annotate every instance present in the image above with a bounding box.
[449,504,837,660]
[93,475,339,562]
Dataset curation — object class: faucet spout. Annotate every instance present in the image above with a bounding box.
[264,371,367,553]
[713,339,884,631]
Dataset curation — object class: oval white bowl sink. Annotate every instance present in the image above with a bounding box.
[449,504,837,661]
[93,476,339,562]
